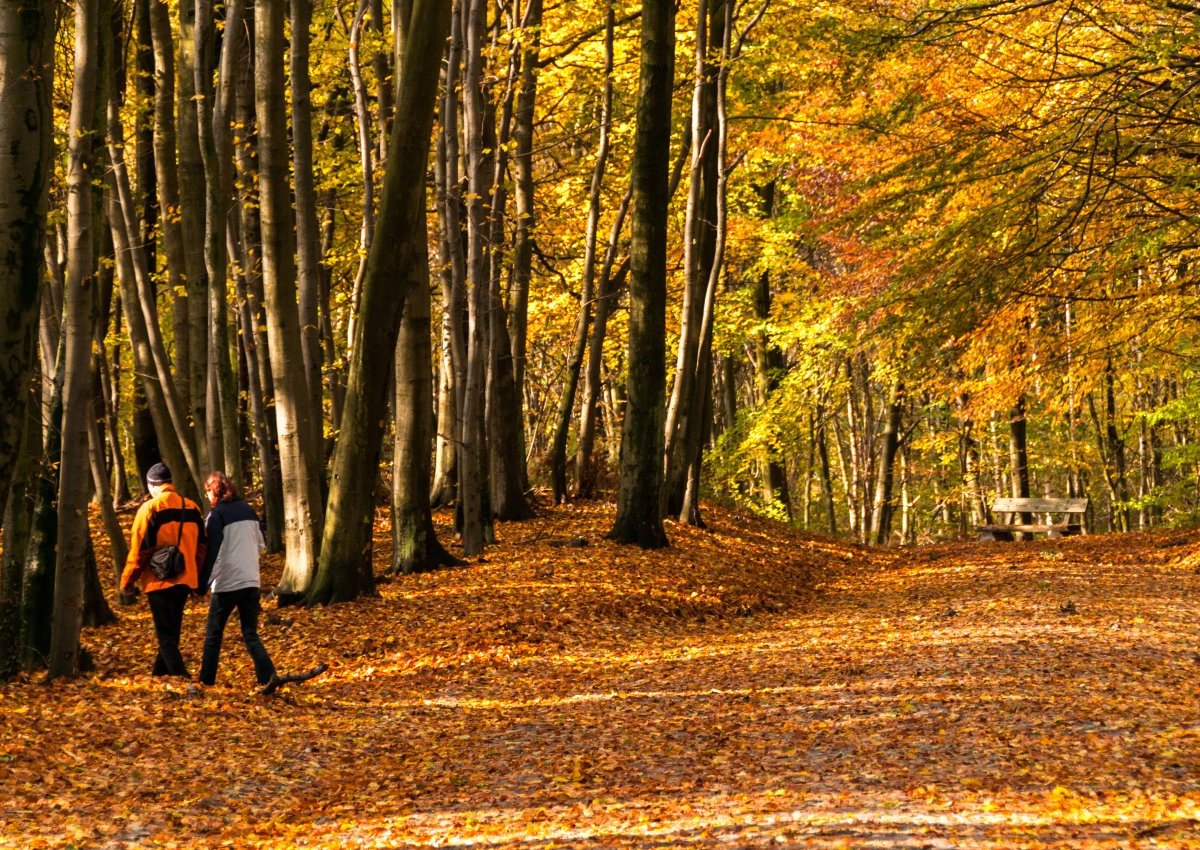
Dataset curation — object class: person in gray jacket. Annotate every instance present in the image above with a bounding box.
[197,471,278,687]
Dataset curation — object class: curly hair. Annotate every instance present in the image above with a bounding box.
[204,471,240,503]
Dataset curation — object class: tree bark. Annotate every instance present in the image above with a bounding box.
[608,0,674,548]
[550,0,608,505]
[0,0,54,525]
[49,0,101,679]
[293,0,325,447]
[869,379,903,545]
[177,0,210,471]
[307,0,452,604]
[458,0,496,556]
[391,233,459,574]
[257,0,325,597]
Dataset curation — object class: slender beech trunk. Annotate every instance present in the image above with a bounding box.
[307,0,452,604]
[293,0,325,443]
[576,186,632,499]
[147,0,194,415]
[815,401,837,535]
[869,379,904,545]
[392,237,459,573]
[608,0,674,548]
[197,0,245,480]
[459,0,496,556]
[107,103,203,496]
[663,0,722,519]
[49,0,101,678]
[437,3,469,513]
[346,0,376,353]
[177,0,209,469]
[551,0,607,505]
[507,0,545,497]
[257,0,324,596]
[0,0,54,524]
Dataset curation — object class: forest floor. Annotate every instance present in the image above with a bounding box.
[2,501,1200,848]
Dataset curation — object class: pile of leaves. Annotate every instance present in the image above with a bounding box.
[2,503,1199,848]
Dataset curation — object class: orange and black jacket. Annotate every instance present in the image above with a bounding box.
[120,485,208,594]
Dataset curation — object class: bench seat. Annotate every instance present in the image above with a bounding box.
[977,497,1087,541]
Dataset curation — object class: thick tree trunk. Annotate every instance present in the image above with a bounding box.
[0,0,54,525]
[608,0,674,548]
[257,0,325,597]
[49,0,101,678]
[307,0,452,604]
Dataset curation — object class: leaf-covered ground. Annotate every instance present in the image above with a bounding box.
[3,502,1200,848]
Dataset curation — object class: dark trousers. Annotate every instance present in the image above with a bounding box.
[147,584,192,678]
[199,587,276,686]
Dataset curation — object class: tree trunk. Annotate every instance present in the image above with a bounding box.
[49,0,101,678]
[292,0,325,447]
[550,0,605,506]
[575,188,632,499]
[307,0,452,604]
[107,110,203,497]
[485,26,531,522]
[869,379,903,545]
[0,374,41,677]
[458,0,496,557]
[391,235,459,574]
[608,0,674,548]
[663,0,723,519]
[0,0,54,525]
[177,0,210,472]
[815,401,837,535]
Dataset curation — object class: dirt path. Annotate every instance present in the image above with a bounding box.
[3,508,1200,848]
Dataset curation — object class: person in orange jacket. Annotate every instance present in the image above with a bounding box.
[120,463,207,678]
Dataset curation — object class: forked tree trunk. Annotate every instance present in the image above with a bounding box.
[257,0,325,597]
[608,0,674,548]
[308,0,452,603]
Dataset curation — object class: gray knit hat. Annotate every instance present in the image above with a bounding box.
[146,462,172,486]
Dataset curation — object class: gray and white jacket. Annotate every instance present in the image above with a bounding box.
[200,498,266,594]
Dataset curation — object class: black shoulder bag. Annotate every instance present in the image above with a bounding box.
[149,495,187,581]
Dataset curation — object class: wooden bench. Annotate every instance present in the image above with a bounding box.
[977,497,1088,541]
